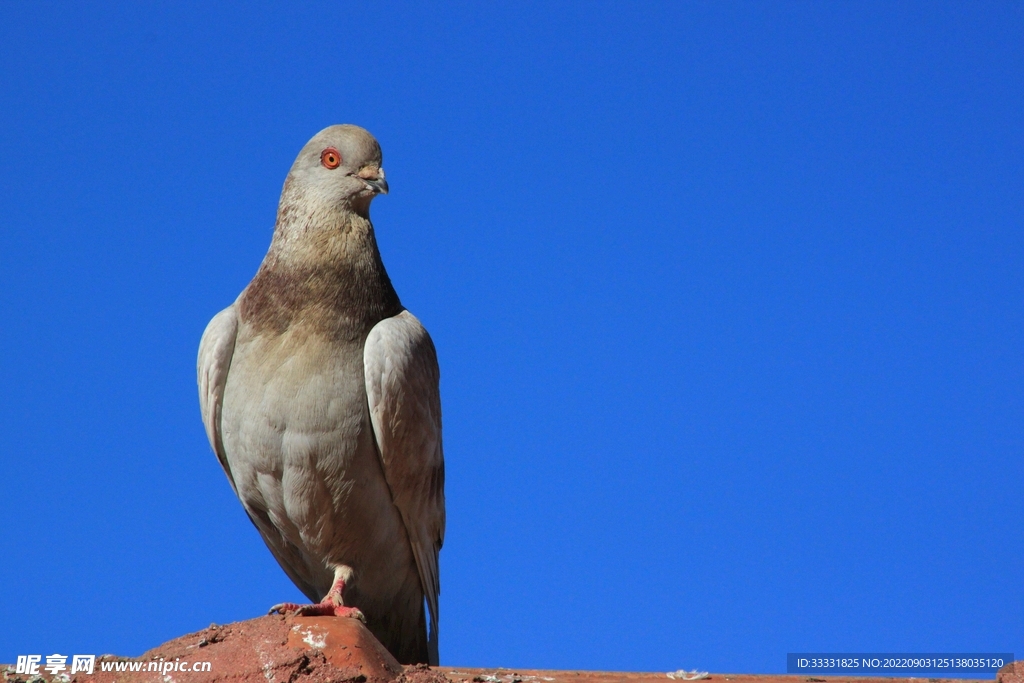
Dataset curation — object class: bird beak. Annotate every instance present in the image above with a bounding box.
[357,166,389,195]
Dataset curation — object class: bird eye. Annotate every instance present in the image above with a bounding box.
[320,147,342,169]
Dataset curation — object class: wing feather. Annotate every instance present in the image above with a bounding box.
[364,310,445,665]
[197,305,240,494]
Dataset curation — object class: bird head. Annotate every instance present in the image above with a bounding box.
[279,124,388,219]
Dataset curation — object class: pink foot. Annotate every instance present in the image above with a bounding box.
[269,600,366,620]
[268,575,365,622]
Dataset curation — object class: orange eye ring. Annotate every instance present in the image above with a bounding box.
[320,147,342,169]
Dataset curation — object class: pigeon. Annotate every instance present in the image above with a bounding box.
[197,125,444,665]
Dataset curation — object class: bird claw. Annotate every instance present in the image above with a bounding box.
[334,606,367,622]
[268,601,366,622]
[268,602,300,615]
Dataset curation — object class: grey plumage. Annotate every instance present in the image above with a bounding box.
[197,125,444,665]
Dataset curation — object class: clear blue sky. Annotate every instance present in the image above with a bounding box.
[1,1,1020,674]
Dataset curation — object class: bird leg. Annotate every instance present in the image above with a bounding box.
[269,567,365,621]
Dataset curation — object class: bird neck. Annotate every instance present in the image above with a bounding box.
[238,211,403,340]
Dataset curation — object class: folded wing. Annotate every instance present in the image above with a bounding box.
[364,310,446,665]
[198,306,240,494]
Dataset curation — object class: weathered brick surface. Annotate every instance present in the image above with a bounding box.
[3,618,1012,683]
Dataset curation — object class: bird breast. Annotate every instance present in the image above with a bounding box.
[219,323,404,575]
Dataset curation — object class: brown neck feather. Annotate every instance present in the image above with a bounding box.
[238,210,403,341]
